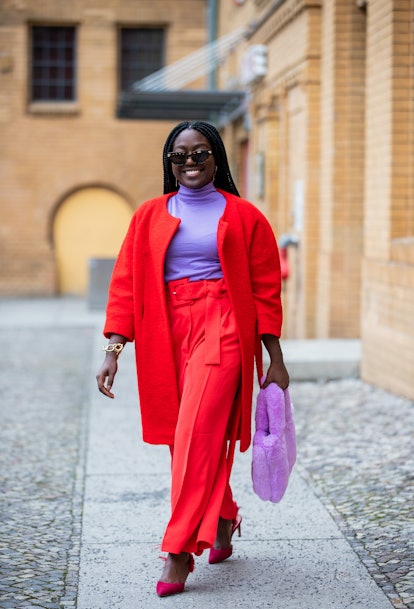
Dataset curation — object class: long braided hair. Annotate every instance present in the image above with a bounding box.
[162,121,240,196]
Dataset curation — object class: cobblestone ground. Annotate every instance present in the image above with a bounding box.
[1,323,413,609]
[292,379,414,609]
[0,327,93,609]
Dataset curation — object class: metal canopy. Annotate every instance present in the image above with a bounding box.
[116,27,248,122]
[117,90,246,121]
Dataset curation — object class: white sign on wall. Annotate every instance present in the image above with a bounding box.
[240,45,267,86]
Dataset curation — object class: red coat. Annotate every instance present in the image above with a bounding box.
[104,190,282,452]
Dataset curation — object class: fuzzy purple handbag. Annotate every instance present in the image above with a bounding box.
[252,380,296,503]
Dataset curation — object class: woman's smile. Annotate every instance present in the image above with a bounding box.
[183,167,202,177]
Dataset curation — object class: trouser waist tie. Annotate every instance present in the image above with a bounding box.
[204,293,221,364]
[165,278,226,365]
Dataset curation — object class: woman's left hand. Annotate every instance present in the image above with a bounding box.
[260,334,290,390]
[261,360,290,390]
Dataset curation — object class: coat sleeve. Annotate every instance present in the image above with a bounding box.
[103,213,138,341]
[248,212,283,337]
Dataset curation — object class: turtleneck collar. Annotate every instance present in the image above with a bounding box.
[176,181,218,204]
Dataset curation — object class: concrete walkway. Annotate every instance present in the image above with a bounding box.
[0,298,393,609]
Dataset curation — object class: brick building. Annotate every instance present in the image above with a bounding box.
[0,0,208,297]
[215,0,413,398]
[1,0,414,399]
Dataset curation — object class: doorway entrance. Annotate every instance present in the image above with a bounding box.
[53,186,133,296]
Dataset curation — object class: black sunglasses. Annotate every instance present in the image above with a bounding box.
[167,149,213,166]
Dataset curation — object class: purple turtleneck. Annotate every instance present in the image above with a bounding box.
[164,182,226,283]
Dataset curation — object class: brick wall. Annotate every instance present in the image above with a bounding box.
[0,0,206,296]
[217,0,414,400]
[361,0,414,397]
[219,0,323,338]
[317,0,366,337]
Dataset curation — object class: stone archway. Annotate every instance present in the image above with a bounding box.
[53,186,133,296]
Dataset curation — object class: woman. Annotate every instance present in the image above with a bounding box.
[96,121,289,597]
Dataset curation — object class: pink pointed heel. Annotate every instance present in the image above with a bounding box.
[208,513,242,564]
[156,553,195,597]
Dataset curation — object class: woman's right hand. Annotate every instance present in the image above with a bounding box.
[96,355,119,398]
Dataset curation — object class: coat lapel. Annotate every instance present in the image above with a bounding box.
[148,195,180,292]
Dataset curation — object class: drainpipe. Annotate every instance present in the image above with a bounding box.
[207,0,217,90]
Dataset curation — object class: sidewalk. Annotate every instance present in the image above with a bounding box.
[0,298,397,609]
[0,296,361,381]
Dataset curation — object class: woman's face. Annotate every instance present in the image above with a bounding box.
[170,128,216,189]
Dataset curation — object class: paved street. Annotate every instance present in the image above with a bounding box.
[0,298,413,609]
[292,380,414,608]
[1,324,93,608]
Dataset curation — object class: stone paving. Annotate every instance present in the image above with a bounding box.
[0,322,413,609]
[292,379,414,609]
[0,326,93,609]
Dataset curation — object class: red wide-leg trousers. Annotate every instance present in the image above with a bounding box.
[161,278,242,556]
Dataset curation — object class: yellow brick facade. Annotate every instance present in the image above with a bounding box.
[218,0,323,339]
[361,0,414,397]
[0,0,206,296]
[217,0,414,398]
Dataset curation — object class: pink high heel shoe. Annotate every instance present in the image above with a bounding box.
[208,514,242,564]
[156,553,195,597]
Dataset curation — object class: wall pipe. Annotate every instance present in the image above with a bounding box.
[207,0,218,89]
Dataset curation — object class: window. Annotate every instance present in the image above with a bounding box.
[119,28,164,92]
[31,26,76,102]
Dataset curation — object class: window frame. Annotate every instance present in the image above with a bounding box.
[28,23,79,113]
[118,26,166,94]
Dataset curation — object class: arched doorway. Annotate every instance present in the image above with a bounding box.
[54,186,133,296]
